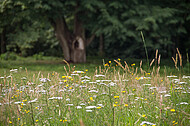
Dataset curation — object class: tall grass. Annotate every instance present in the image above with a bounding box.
[0,54,189,125]
[140,31,149,70]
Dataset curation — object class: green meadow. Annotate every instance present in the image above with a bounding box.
[0,56,190,126]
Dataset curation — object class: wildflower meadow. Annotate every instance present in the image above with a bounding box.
[0,53,190,126]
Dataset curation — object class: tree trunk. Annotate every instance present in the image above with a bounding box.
[71,36,86,63]
[53,17,87,63]
[0,29,6,54]
[54,18,72,61]
[53,8,95,63]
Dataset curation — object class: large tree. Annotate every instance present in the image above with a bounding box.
[0,0,105,62]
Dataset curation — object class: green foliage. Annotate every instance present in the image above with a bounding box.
[33,52,44,60]
[0,0,189,59]
[0,52,18,60]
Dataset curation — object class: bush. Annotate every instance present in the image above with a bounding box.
[33,52,44,60]
[0,52,17,60]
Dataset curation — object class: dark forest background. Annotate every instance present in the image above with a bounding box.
[0,0,189,61]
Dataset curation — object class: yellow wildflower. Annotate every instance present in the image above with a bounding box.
[113,104,117,107]
[36,120,39,122]
[18,118,20,121]
[114,96,119,98]
[142,115,146,117]
[85,69,88,72]
[105,63,109,67]
[122,91,126,93]
[96,107,101,109]
[131,63,135,66]
[90,97,93,101]
[124,104,128,107]
[170,109,175,112]
[9,121,12,124]
[109,61,111,63]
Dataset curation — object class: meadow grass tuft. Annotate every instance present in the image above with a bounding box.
[0,56,190,126]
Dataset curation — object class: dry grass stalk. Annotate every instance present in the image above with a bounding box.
[155,49,158,60]
[140,60,142,68]
[99,66,102,74]
[25,68,28,77]
[156,66,160,75]
[172,57,176,64]
[158,54,161,66]
[80,119,85,126]
[124,61,130,72]
[37,71,41,79]
[140,68,143,75]
[150,59,155,67]
[64,66,68,75]
[63,60,71,73]
[114,60,126,71]
[176,48,182,67]
[172,54,179,70]
[33,74,35,83]
[176,53,178,65]
[160,95,163,117]
[71,66,75,72]
[172,57,177,69]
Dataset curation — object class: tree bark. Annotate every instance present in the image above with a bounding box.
[53,10,95,63]
[53,16,87,63]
